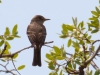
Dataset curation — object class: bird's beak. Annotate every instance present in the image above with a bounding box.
[45,19,50,21]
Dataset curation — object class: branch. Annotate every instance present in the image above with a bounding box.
[0,41,53,58]
[0,63,16,75]
[11,58,21,75]
[91,60,99,70]
[85,45,100,64]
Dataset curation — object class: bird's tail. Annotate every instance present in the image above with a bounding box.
[32,46,41,67]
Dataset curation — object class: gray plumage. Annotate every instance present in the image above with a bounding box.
[27,15,50,66]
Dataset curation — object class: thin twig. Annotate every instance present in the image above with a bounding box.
[85,45,100,64]
[91,60,99,70]
[44,45,53,48]
[11,58,21,75]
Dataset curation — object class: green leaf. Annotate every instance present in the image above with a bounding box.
[14,35,21,38]
[89,17,97,20]
[56,56,64,60]
[4,27,10,35]
[13,53,18,59]
[72,41,80,48]
[0,49,1,53]
[91,29,99,33]
[67,39,72,47]
[17,65,25,70]
[49,72,58,75]
[12,24,18,35]
[60,35,67,38]
[62,24,68,34]
[75,59,81,65]
[0,36,3,39]
[5,41,11,49]
[53,46,61,54]
[62,24,67,31]
[95,7,100,13]
[72,17,77,27]
[66,25,75,31]
[48,62,55,70]
[91,11,99,16]
[6,36,14,40]
[87,35,92,40]
[68,61,72,69]
[78,21,84,30]
[73,63,76,69]
[87,23,98,27]
[60,70,63,75]
[90,70,92,75]
[3,49,9,54]
[46,53,54,60]
[94,70,100,75]
[49,73,52,75]
[0,0,2,3]
[0,40,4,46]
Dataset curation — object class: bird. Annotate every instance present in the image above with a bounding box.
[27,15,50,66]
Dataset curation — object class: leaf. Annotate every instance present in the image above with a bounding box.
[88,23,98,28]
[49,72,58,75]
[88,26,92,31]
[48,62,55,70]
[91,11,99,16]
[14,35,21,38]
[3,49,9,54]
[56,56,65,60]
[72,17,77,27]
[91,29,99,33]
[68,61,72,69]
[46,53,54,60]
[12,24,18,35]
[0,40,4,46]
[0,36,3,39]
[6,36,14,40]
[53,46,61,54]
[73,63,76,69]
[60,70,62,75]
[89,17,97,20]
[66,25,75,31]
[94,70,100,75]
[95,7,100,13]
[17,65,25,70]
[4,27,10,35]
[87,35,92,40]
[90,70,92,75]
[67,39,72,47]
[78,21,84,29]
[75,59,81,65]
[72,41,80,48]
[62,24,67,31]
[62,24,68,34]
[60,35,67,38]
[13,53,18,59]
[5,41,11,49]
[0,0,2,3]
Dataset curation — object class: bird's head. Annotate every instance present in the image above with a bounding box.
[31,15,50,24]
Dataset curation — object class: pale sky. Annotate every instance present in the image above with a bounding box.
[0,0,99,75]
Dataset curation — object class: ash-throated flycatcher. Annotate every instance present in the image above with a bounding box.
[27,15,50,66]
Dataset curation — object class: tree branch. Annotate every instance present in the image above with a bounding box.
[0,41,53,58]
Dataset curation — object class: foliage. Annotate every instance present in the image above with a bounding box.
[46,1,100,75]
[0,25,25,75]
